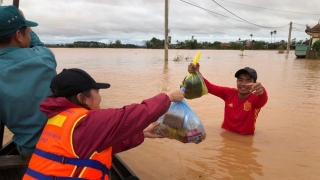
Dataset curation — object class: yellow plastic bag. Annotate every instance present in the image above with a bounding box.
[181,52,208,99]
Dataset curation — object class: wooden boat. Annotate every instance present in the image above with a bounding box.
[2,1,139,179]
[295,44,309,58]
[0,125,139,180]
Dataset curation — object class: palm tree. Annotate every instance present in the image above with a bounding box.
[270,31,273,43]
[273,30,277,43]
[250,34,253,40]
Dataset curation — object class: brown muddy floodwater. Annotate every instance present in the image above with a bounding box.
[4,49,320,180]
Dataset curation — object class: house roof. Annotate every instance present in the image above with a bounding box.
[306,23,320,37]
[220,42,230,46]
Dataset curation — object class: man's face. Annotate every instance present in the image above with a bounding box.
[236,74,254,95]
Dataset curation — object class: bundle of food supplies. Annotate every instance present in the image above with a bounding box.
[181,52,208,99]
[155,100,206,144]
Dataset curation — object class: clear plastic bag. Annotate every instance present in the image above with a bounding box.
[181,52,208,99]
[155,100,206,144]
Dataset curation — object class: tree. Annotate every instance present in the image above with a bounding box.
[270,31,273,43]
[273,30,277,43]
[312,40,320,51]
[291,38,296,45]
[144,40,152,49]
[108,40,114,46]
[185,36,197,49]
[115,39,122,48]
[312,40,320,59]
[250,34,253,40]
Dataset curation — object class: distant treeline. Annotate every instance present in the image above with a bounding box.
[46,36,310,50]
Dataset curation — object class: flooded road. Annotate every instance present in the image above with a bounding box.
[4,49,320,179]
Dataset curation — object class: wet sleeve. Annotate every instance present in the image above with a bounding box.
[256,87,268,108]
[202,76,233,101]
[73,93,171,155]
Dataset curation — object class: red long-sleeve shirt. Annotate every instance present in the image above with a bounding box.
[39,93,171,157]
[203,77,268,135]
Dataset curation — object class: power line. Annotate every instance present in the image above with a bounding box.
[293,23,307,26]
[292,27,308,36]
[180,0,245,23]
[211,0,289,29]
[219,0,320,16]
[185,0,266,36]
[180,0,289,30]
[292,27,305,32]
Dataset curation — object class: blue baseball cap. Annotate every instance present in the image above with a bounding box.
[0,5,38,36]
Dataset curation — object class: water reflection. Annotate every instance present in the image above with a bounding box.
[159,60,172,93]
[216,131,263,179]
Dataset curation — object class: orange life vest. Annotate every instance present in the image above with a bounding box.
[23,107,112,180]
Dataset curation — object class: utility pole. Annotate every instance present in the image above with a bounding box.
[287,22,292,53]
[164,0,168,61]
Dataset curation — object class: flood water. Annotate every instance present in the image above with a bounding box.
[3,49,320,180]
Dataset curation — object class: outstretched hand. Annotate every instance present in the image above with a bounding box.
[247,82,264,95]
[143,122,163,138]
[166,89,184,102]
[188,63,200,73]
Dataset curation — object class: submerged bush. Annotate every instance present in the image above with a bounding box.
[277,46,284,53]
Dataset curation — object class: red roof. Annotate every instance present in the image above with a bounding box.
[220,43,230,46]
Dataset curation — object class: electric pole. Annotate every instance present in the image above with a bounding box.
[164,0,168,61]
[287,22,292,53]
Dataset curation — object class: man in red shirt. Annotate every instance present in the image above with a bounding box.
[188,63,268,135]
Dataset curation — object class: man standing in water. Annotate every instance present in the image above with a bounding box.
[0,6,57,157]
[188,63,268,135]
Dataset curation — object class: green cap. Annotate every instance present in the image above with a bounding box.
[0,5,38,36]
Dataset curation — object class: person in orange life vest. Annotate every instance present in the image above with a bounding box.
[188,63,268,135]
[23,68,184,180]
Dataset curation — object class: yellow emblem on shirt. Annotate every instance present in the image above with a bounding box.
[228,103,233,107]
[244,101,251,111]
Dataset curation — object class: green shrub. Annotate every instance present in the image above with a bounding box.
[277,46,284,53]
[312,40,320,51]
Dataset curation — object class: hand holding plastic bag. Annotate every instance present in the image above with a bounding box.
[181,52,208,99]
[155,98,206,144]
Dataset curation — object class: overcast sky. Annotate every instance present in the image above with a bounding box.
[2,0,320,45]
